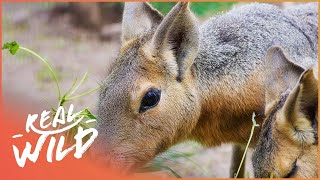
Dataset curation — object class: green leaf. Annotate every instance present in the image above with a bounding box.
[83,109,96,120]
[2,41,20,55]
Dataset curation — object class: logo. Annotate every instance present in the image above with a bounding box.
[12,104,98,167]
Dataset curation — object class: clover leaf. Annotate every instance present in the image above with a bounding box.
[2,41,20,55]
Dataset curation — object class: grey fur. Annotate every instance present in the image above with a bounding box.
[195,3,317,95]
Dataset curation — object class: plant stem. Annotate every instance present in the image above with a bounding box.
[66,85,101,101]
[69,71,88,96]
[19,46,61,100]
[234,112,259,178]
[64,78,78,97]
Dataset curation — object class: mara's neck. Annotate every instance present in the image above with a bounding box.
[189,62,265,146]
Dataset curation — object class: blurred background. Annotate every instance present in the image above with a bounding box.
[2,2,297,177]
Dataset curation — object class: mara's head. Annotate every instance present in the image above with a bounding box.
[92,2,201,171]
[253,47,318,178]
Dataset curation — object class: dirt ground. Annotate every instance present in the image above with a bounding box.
[2,2,255,177]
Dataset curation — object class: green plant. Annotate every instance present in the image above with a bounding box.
[3,41,100,143]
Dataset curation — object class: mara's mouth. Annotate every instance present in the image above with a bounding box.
[98,152,151,174]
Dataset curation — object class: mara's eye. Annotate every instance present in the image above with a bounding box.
[139,88,161,113]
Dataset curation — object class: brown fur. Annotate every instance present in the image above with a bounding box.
[190,65,266,146]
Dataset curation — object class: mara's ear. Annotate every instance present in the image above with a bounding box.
[282,65,318,129]
[265,46,305,104]
[122,2,163,42]
[275,66,318,145]
[151,2,199,82]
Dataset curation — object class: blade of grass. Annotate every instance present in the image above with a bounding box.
[64,78,78,97]
[160,166,182,178]
[66,85,101,101]
[41,98,55,112]
[234,112,259,178]
[69,72,88,96]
